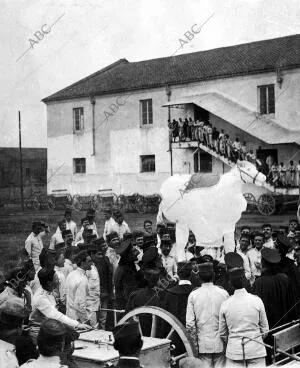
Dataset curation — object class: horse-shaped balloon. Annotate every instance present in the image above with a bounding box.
[157,161,266,261]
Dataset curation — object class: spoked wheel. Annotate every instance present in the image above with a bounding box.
[116,195,127,213]
[118,306,197,366]
[257,194,276,216]
[134,194,146,213]
[32,198,40,211]
[243,193,256,213]
[90,195,101,211]
[72,195,83,211]
[48,197,56,211]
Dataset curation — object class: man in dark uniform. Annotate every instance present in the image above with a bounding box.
[114,239,140,310]
[163,262,193,325]
[126,268,163,336]
[277,234,295,277]
[113,320,143,368]
[289,242,300,319]
[142,233,157,251]
[189,258,202,289]
[253,248,289,329]
[90,237,113,330]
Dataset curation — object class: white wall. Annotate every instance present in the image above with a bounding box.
[47,68,300,195]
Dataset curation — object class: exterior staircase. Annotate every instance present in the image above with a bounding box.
[172,140,298,195]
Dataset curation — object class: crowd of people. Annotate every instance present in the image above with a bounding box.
[1,206,300,367]
[168,117,300,188]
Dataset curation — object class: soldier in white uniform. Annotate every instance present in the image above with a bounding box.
[66,251,93,323]
[25,221,43,272]
[186,262,228,368]
[219,267,269,367]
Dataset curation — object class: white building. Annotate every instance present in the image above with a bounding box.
[43,34,300,200]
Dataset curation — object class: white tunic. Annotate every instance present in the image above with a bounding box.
[86,264,100,312]
[25,232,43,271]
[186,282,228,354]
[219,288,269,360]
[66,267,89,323]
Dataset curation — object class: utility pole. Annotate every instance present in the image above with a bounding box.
[166,85,173,176]
[18,111,24,211]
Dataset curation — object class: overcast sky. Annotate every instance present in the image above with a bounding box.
[1,0,300,148]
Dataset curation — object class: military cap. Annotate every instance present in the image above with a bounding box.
[0,297,29,324]
[123,232,133,242]
[106,232,119,243]
[62,229,72,237]
[32,221,41,227]
[189,257,201,264]
[87,242,99,252]
[87,234,97,242]
[38,267,55,283]
[39,319,66,338]
[132,230,144,240]
[228,267,245,279]
[200,254,214,264]
[53,242,66,252]
[83,228,93,235]
[241,226,250,233]
[261,223,272,229]
[261,248,281,264]
[81,217,89,225]
[93,237,106,247]
[224,252,244,269]
[160,227,170,237]
[78,243,87,251]
[113,320,141,341]
[198,262,214,274]
[112,207,121,215]
[142,247,159,265]
[64,206,72,213]
[277,234,292,249]
[115,238,132,256]
[177,262,192,279]
[143,233,157,249]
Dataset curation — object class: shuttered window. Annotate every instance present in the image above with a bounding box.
[140,99,153,125]
[258,85,275,114]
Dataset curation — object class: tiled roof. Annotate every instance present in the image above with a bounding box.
[43,34,300,103]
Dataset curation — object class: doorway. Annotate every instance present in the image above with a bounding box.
[194,104,209,122]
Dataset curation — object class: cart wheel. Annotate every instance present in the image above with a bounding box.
[25,200,32,209]
[118,306,197,365]
[257,194,276,216]
[32,198,40,211]
[90,195,101,211]
[116,195,127,212]
[243,193,256,213]
[134,194,146,213]
[48,198,56,211]
[72,196,83,211]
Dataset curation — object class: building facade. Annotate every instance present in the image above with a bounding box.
[43,34,300,197]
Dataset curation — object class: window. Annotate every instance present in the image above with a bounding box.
[73,158,86,174]
[140,99,153,125]
[140,155,155,173]
[73,107,84,132]
[193,150,212,173]
[258,85,275,114]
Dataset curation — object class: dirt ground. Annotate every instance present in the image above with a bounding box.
[0,206,297,275]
